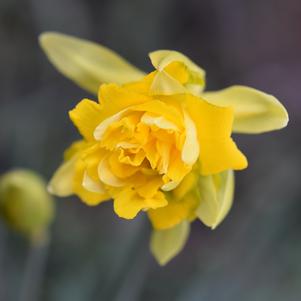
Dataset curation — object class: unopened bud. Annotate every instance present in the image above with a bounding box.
[0,169,54,240]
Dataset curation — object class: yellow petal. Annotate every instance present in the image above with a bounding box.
[48,157,76,197]
[99,82,150,108]
[156,141,171,174]
[135,176,163,199]
[97,83,152,119]
[98,158,127,187]
[69,99,102,141]
[181,111,199,165]
[118,149,145,167]
[164,61,189,84]
[148,192,198,230]
[114,188,167,219]
[150,70,187,95]
[196,170,234,229]
[203,85,289,134]
[108,153,139,178]
[141,113,179,131]
[149,50,206,93]
[150,221,190,265]
[179,94,248,174]
[93,108,129,141]
[49,140,91,196]
[199,138,247,175]
[161,180,180,191]
[73,158,109,205]
[39,32,144,94]
[82,172,107,194]
[132,100,184,129]
[166,148,191,182]
[172,172,198,200]
[97,84,182,131]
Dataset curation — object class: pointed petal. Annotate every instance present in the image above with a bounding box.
[196,170,234,229]
[203,85,289,134]
[150,221,190,265]
[39,32,144,94]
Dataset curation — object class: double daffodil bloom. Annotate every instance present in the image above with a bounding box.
[40,32,288,265]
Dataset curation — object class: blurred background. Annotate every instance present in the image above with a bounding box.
[0,0,300,300]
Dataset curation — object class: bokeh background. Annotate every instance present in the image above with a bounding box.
[0,0,300,300]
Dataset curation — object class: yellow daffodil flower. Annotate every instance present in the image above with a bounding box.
[40,32,288,265]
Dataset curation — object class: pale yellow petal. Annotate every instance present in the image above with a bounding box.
[48,157,76,197]
[181,111,199,165]
[39,32,144,94]
[203,85,289,134]
[150,70,187,95]
[98,158,127,187]
[73,158,110,205]
[82,171,107,194]
[150,221,190,265]
[196,170,234,229]
[212,170,235,229]
[93,108,128,140]
[149,50,206,92]
[141,113,179,131]
[132,100,184,129]
[161,180,180,191]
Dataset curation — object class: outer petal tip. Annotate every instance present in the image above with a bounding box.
[39,31,145,94]
[150,221,190,265]
[204,85,289,134]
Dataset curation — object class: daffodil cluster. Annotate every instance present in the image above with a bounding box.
[41,33,288,264]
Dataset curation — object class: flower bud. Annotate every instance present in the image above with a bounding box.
[0,169,54,240]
